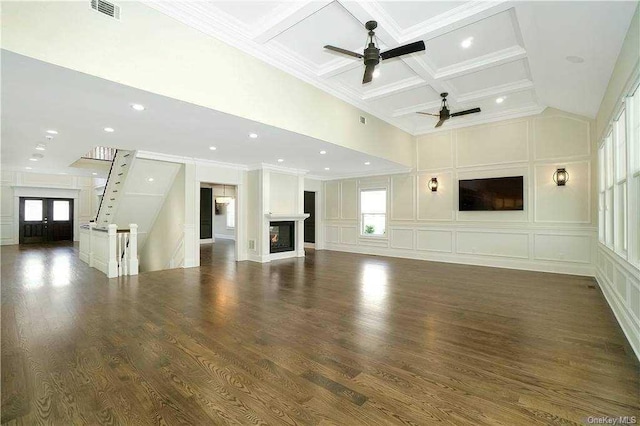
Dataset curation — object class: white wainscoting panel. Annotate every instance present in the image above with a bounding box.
[457,231,529,259]
[456,120,528,167]
[534,234,591,264]
[391,175,415,220]
[533,115,590,160]
[534,161,590,223]
[325,225,339,244]
[340,226,358,245]
[325,181,340,220]
[341,180,357,220]
[390,228,414,250]
[417,131,453,171]
[416,229,453,253]
[417,172,454,221]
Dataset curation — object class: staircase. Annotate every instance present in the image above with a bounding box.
[95,149,135,229]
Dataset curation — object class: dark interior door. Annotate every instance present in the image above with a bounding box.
[200,188,213,239]
[19,198,73,244]
[304,191,316,244]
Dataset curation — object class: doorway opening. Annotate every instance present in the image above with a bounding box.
[19,197,74,244]
[200,184,237,264]
[304,191,316,247]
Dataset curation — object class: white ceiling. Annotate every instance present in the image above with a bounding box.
[146,0,637,134]
[1,50,407,178]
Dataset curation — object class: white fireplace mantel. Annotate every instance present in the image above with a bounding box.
[265,213,310,221]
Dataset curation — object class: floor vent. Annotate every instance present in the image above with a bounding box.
[91,0,120,19]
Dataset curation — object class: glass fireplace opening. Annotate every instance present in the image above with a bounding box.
[270,221,295,253]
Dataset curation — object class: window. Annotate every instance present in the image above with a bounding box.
[226,198,235,229]
[53,200,70,221]
[24,200,43,221]
[614,109,628,254]
[360,189,386,236]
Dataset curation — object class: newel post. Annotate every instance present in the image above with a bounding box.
[89,222,96,267]
[107,224,118,278]
[128,224,139,275]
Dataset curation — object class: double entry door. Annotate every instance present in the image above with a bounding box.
[19,198,74,244]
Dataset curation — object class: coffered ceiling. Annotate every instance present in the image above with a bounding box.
[145,0,636,135]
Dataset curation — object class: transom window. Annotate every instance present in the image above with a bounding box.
[360,189,386,236]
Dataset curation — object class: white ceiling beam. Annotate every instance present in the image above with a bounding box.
[455,79,534,105]
[434,46,527,80]
[392,100,443,117]
[253,1,333,44]
[362,77,428,101]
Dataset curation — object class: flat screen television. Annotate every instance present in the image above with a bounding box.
[459,176,524,211]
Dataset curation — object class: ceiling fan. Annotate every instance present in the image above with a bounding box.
[324,21,425,84]
[417,92,481,128]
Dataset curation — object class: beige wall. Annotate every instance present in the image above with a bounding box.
[323,108,596,275]
[1,1,414,167]
[1,170,96,245]
[139,166,185,272]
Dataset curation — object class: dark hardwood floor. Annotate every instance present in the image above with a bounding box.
[2,241,638,425]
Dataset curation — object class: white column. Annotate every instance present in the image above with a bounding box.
[128,223,139,275]
[107,224,118,278]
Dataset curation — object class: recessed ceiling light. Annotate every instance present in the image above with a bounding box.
[277,159,284,163]
[25,167,32,170]
[59,172,68,175]
[496,97,505,104]
[29,158,38,162]
[131,103,145,111]
[324,167,330,171]
[104,127,115,133]
[209,146,217,151]
[92,172,98,175]
[566,55,585,64]
[320,150,327,155]
[46,130,58,135]
[249,133,258,139]
[147,177,154,182]
[364,161,371,165]
[35,145,46,151]
[461,37,474,49]
[373,69,381,79]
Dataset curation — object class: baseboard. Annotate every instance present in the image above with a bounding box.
[304,242,315,249]
[200,238,213,244]
[323,243,595,277]
[214,234,235,241]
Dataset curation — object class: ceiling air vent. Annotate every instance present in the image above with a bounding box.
[91,0,120,20]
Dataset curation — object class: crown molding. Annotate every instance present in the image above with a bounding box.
[455,79,534,105]
[136,150,249,171]
[249,163,309,176]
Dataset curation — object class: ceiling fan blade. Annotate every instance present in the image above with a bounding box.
[363,64,375,84]
[435,118,446,128]
[324,45,364,59]
[416,112,439,116]
[451,107,481,117]
[380,41,425,60]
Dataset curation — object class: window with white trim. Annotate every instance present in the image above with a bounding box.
[226,199,235,229]
[360,189,386,236]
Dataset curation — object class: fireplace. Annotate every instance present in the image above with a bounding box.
[269,221,295,253]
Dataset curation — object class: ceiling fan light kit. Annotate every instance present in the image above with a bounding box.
[324,20,426,84]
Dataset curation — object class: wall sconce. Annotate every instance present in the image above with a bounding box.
[553,168,569,186]
[427,177,438,192]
